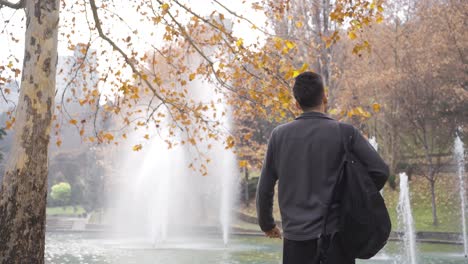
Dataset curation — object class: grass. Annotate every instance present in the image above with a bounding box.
[46,206,86,216]
[240,173,465,233]
[385,174,463,233]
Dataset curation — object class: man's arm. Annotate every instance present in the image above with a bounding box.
[350,127,390,190]
[256,129,279,233]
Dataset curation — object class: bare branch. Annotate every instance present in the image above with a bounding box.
[0,0,24,9]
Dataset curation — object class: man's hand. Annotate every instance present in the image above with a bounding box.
[264,226,282,239]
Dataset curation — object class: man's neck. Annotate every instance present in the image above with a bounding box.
[302,107,324,114]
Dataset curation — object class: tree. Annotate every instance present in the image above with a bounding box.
[333,0,467,225]
[0,0,384,262]
[0,0,59,262]
[50,182,71,208]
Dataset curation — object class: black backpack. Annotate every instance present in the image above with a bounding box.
[318,124,391,262]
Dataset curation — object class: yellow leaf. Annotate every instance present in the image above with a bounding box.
[285,40,295,49]
[69,119,78,125]
[88,136,95,143]
[161,3,169,11]
[189,73,196,81]
[328,108,339,115]
[292,70,300,78]
[56,140,62,147]
[133,144,143,151]
[239,160,248,168]
[372,103,381,113]
[144,134,149,140]
[295,21,303,28]
[356,107,365,115]
[377,5,384,12]
[376,16,384,24]
[225,136,235,149]
[80,129,84,136]
[348,31,357,40]
[236,38,244,47]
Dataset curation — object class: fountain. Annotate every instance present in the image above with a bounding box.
[454,133,467,257]
[397,172,418,264]
[110,80,237,247]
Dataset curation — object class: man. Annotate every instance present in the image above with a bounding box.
[256,72,389,264]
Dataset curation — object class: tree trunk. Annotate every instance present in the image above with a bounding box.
[244,166,249,205]
[429,178,439,226]
[0,0,59,263]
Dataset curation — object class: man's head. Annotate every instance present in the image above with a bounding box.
[292,71,326,112]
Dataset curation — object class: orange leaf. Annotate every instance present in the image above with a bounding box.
[103,133,114,141]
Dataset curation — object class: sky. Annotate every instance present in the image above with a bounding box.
[0,0,268,71]
[0,0,269,109]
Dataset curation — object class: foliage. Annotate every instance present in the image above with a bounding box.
[50,182,72,207]
[0,0,386,175]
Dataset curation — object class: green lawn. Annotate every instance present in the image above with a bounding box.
[384,174,463,233]
[46,206,86,216]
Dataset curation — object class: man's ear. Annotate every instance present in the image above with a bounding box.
[323,95,328,105]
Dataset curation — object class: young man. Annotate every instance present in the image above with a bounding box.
[256,72,389,264]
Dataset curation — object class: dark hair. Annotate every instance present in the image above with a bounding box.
[292,71,324,109]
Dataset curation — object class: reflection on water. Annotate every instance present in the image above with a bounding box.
[45,233,467,264]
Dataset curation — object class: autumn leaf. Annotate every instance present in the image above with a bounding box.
[348,31,357,40]
[5,117,15,129]
[236,38,244,47]
[161,3,170,14]
[295,21,303,28]
[225,135,235,149]
[372,103,381,113]
[69,119,78,125]
[189,73,196,81]
[239,160,248,168]
[133,144,143,151]
[285,40,295,49]
[56,140,62,147]
[102,133,114,141]
[328,108,339,115]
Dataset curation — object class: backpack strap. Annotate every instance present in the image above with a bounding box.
[315,122,351,263]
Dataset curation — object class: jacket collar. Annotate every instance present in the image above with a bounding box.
[295,111,334,120]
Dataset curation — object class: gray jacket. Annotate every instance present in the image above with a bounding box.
[256,111,389,241]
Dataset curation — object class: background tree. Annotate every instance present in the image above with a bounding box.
[50,182,71,209]
[333,0,467,225]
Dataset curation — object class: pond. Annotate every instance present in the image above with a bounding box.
[45,233,467,264]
